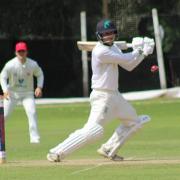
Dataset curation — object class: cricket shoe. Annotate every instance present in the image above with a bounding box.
[138,115,151,125]
[47,152,61,162]
[135,115,151,130]
[97,147,124,161]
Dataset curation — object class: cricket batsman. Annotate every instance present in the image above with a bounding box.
[0,42,44,143]
[47,19,155,161]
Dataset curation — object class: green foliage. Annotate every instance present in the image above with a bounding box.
[159,15,180,53]
[0,0,101,39]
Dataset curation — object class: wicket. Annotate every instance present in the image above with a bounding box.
[0,98,5,164]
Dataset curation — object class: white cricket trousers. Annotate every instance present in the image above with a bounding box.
[50,89,139,159]
[4,94,40,143]
[87,89,138,126]
[89,89,147,157]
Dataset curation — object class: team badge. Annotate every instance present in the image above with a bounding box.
[104,20,111,29]
[18,79,24,84]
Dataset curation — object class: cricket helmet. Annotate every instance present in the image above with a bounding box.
[96,19,117,44]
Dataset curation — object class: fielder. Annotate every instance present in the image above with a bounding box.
[47,19,155,162]
[0,42,44,143]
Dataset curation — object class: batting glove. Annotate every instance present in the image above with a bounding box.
[143,37,155,56]
[144,37,155,47]
[132,37,144,50]
[143,44,154,56]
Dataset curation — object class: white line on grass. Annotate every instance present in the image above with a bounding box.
[70,163,103,175]
[70,157,135,175]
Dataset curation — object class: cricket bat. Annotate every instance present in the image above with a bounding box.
[77,41,132,51]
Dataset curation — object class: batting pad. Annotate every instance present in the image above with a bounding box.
[50,123,103,159]
[103,115,151,157]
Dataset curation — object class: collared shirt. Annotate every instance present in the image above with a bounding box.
[0,57,44,93]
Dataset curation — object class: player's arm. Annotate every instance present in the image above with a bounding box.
[0,65,10,99]
[33,62,44,97]
[118,50,145,71]
[120,37,154,71]
[97,48,145,71]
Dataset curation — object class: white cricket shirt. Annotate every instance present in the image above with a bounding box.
[91,42,145,91]
[0,57,44,93]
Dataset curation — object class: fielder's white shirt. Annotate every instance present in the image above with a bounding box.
[91,42,145,91]
[0,57,44,93]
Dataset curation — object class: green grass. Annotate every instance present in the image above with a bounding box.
[1,98,180,180]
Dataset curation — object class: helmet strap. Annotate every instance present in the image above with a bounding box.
[96,32,104,44]
[97,33,116,46]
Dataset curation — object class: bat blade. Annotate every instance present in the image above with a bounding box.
[77,41,132,51]
[77,41,97,51]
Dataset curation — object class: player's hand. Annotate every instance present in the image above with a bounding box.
[35,87,42,98]
[144,37,155,47]
[143,37,155,56]
[132,37,144,50]
[143,44,153,56]
[3,91,10,100]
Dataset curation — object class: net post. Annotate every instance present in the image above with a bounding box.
[152,8,167,89]
[80,11,89,97]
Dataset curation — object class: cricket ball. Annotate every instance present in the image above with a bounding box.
[151,65,159,73]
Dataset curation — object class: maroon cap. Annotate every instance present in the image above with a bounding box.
[15,42,28,51]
